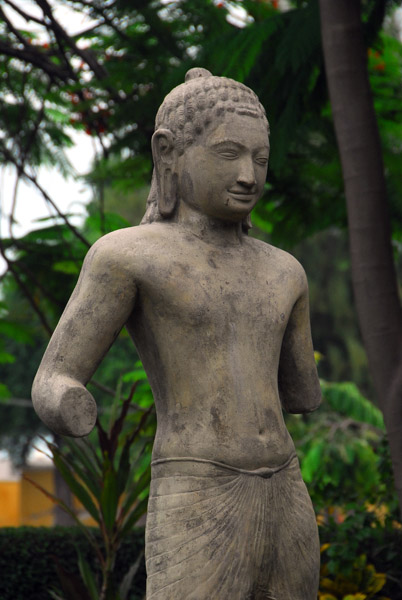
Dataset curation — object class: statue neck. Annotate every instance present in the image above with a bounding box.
[176,201,244,246]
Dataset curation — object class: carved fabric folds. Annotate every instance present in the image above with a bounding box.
[145,456,320,600]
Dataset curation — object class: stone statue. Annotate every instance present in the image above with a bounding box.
[32,68,321,599]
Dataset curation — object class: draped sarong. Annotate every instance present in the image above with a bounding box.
[145,455,320,599]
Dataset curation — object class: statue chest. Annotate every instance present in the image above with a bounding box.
[135,247,292,335]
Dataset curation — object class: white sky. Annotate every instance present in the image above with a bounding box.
[0,132,95,274]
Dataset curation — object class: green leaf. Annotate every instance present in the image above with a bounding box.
[23,474,99,551]
[50,448,100,524]
[0,351,15,364]
[120,468,151,522]
[63,438,101,495]
[301,440,324,483]
[51,553,94,600]
[116,439,132,497]
[100,467,119,532]
[322,381,385,430]
[61,443,101,501]
[77,547,99,600]
[120,496,149,538]
[0,383,11,399]
[52,261,81,275]
[118,551,144,600]
[122,370,147,383]
[48,591,65,600]
[0,321,34,344]
[44,107,71,124]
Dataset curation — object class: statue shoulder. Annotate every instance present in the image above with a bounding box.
[272,246,308,293]
[83,223,173,277]
[248,238,308,292]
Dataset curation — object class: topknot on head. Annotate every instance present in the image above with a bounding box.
[185,67,212,82]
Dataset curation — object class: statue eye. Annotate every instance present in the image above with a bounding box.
[255,156,268,165]
[217,149,238,159]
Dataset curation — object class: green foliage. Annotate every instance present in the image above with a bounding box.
[319,556,390,599]
[286,379,391,507]
[27,381,155,600]
[0,5,401,594]
[318,502,402,599]
[322,381,384,430]
[369,33,402,240]
[0,208,136,463]
[290,229,373,397]
[1,0,400,251]
[0,527,146,600]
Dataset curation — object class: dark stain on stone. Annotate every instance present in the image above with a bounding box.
[210,405,228,440]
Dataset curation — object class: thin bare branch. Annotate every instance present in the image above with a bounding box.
[2,0,47,27]
[71,5,130,42]
[0,240,53,335]
[9,171,19,239]
[1,398,34,408]
[24,170,91,248]
[35,0,108,80]
[89,380,116,398]
[0,39,71,82]
[6,243,66,307]
[0,143,90,248]
[0,5,32,48]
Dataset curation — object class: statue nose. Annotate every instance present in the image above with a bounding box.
[237,158,257,188]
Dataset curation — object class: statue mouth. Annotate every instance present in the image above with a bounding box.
[228,190,256,202]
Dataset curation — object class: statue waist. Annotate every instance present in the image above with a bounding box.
[151,452,298,479]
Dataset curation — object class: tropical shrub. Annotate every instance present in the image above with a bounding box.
[318,501,402,599]
[26,380,155,600]
[286,380,388,507]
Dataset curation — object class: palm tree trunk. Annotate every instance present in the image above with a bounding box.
[319,0,402,512]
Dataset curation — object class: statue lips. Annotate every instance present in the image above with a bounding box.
[227,189,257,203]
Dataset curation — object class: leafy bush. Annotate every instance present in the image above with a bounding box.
[318,502,402,599]
[0,527,146,600]
[286,380,390,507]
[27,381,154,600]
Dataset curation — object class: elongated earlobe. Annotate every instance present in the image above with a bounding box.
[160,168,178,217]
[152,129,179,218]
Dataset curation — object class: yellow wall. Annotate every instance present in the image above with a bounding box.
[0,481,21,527]
[0,467,98,527]
[20,468,55,526]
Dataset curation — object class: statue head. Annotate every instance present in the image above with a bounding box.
[141,68,270,231]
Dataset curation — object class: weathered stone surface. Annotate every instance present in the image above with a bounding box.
[32,68,321,599]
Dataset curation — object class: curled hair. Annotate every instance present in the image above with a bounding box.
[155,68,269,155]
[142,68,269,230]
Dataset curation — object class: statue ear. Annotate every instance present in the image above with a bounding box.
[152,129,178,218]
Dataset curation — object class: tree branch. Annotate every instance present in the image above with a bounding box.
[0,5,32,48]
[0,142,91,248]
[35,0,108,80]
[3,0,47,27]
[24,169,91,248]
[0,39,71,83]
[0,240,53,336]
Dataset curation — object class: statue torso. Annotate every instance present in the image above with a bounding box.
[123,223,301,469]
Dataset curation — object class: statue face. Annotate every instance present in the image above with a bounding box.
[179,112,269,223]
